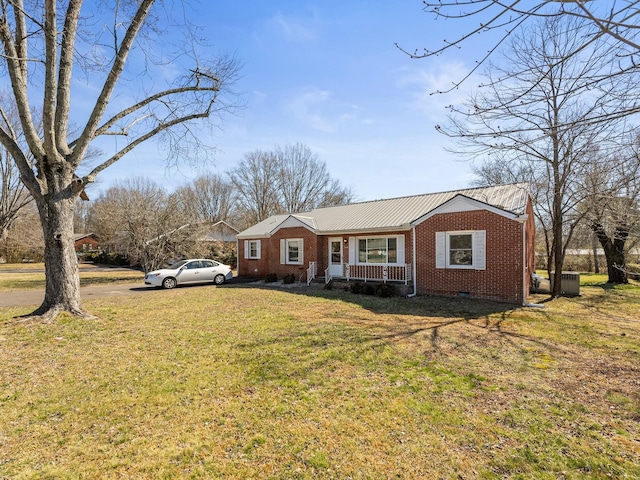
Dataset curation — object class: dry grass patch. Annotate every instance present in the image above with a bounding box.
[0,284,638,478]
[0,264,142,291]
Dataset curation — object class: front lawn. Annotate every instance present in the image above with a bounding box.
[1,285,638,478]
[0,263,143,291]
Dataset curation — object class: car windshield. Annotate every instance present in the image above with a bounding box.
[169,260,188,269]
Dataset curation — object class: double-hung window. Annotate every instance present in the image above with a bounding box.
[448,233,473,266]
[244,240,261,259]
[435,230,486,270]
[280,238,304,265]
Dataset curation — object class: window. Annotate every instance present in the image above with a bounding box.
[280,238,304,265]
[244,240,261,259]
[288,239,300,263]
[448,234,473,266]
[357,237,398,264]
[435,230,486,270]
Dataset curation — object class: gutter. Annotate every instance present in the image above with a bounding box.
[516,214,529,307]
[515,209,543,309]
[407,225,418,297]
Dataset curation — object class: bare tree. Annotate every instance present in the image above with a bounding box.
[316,177,355,209]
[0,146,31,240]
[0,1,240,320]
[582,141,640,283]
[175,173,238,224]
[229,144,354,227]
[0,201,43,263]
[447,16,634,296]
[228,149,282,226]
[471,153,553,268]
[73,197,92,235]
[408,0,640,97]
[274,143,354,213]
[89,178,193,272]
[0,94,32,240]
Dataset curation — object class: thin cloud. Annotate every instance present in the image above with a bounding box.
[286,87,358,133]
[268,11,320,42]
[395,62,473,119]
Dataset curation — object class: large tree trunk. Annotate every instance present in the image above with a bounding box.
[551,162,564,298]
[30,195,89,321]
[592,222,629,284]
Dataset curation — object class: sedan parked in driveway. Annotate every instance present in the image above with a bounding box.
[144,259,233,289]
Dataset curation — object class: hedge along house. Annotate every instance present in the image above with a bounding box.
[236,183,536,304]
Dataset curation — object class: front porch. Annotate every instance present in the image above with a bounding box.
[307,261,413,285]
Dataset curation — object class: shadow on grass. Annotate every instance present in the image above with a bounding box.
[223,279,560,355]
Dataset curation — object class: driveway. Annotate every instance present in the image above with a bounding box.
[0,277,252,308]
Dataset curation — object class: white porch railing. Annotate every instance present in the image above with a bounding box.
[344,263,412,284]
[307,261,317,285]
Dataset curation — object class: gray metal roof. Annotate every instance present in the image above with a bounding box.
[237,183,530,238]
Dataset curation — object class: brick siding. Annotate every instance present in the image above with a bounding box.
[239,226,320,281]
[415,209,528,303]
[239,200,534,304]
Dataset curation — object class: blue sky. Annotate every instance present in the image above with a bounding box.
[90,1,486,201]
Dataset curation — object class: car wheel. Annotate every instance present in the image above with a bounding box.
[162,277,177,289]
[213,274,225,285]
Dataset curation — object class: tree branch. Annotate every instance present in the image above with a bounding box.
[0,2,45,160]
[84,107,214,182]
[55,0,82,156]
[70,0,156,166]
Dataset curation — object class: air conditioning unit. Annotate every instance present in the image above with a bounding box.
[550,272,580,296]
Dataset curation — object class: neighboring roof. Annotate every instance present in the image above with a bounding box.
[196,220,240,242]
[147,221,240,244]
[74,233,98,241]
[237,183,530,238]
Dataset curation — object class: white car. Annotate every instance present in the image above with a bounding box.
[144,259,233,289]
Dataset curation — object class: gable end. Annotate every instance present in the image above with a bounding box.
[271,215,317,235]
[411,194,520,226]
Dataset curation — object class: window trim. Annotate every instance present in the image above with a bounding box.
[354,235,402,266]
[245,240,261,260]
[446,231,475,269]
[281,238,304,265]
[436,230,486,270]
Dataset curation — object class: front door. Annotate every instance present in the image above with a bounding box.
[328,238,343,277]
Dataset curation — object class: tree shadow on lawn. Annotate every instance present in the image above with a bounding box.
[225,281,560,357]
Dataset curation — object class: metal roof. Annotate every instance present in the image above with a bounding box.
[237,183,530,238]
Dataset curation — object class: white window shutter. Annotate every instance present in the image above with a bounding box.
[435,232,446,269]
[397,235,405,264]
[256,240,261,259]
[280,239,286,264]
[244,240,249,259]
[474,230,486,270]
[299,239,304,264]
[348,237,356,264]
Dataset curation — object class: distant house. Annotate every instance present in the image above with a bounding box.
[136,221,240,267]
[74,233,99,253]
[195,221,239,243]
[194,220,239,267]
[237,183,535,304]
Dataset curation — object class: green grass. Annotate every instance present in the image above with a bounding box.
[1,283,639,478]
[535,269,640,287]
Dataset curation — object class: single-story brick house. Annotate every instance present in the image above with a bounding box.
[74,233,99,253]
[236,183,535,304]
